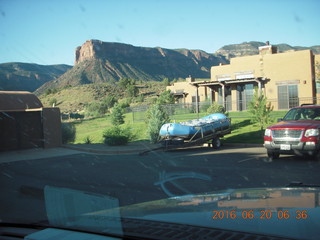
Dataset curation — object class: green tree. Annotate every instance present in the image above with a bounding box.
[103,95,117,108]
[126,84,139,97]
[111,103,125,126]
[85,102,108,118]
[248,88,274,130]
[136,94,145,103]
[157,90,175,105]
[146,104,170,143]
[49,98,58,107]
[162,77,170,86]
[118,78,135,89]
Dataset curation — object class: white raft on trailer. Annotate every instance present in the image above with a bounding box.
[159,113,231,149]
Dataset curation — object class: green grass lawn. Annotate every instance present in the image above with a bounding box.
[72,117,113,143]
[72,113,149,144]
[71,111,287,144]
[223,111,287,144]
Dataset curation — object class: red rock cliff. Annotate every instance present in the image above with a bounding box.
[75,40,100,64]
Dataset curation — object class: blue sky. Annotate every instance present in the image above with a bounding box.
[0,0,319,65]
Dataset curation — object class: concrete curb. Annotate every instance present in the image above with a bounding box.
[62,144,147,154]
[62,143,264,155]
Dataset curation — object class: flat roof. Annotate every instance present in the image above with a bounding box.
[190,78,267,87]
[0,91,43,111]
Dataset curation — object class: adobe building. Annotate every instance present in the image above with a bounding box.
[167,43,320,111]
[0,91,62,151]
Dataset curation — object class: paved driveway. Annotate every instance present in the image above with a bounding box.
[1,145,319,223]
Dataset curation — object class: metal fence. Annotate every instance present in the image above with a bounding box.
[127,102,236,122]
[127,97,320,122]
[127,102,211,122]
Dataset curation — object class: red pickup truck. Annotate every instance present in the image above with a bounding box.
[264,105,320,160]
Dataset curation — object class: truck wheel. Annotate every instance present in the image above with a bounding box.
[267,151,280,160]
[311,151,320,161]
[212,137,221,149]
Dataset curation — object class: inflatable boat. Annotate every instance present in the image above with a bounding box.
[159,113,231,141]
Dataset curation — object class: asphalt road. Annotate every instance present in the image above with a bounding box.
[1,146,320,223]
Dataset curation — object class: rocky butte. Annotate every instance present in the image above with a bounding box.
[72,39,227,81]
[36,39,229,93]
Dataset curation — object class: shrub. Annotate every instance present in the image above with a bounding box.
[85,102,108,118]
[126,84,139,98]
[206,102,226,115]
[103,125,135,146]
[118,78,135,89]
[135,94,145,103]
[103,96,117,108]
[61,122,76,144]
[49,98,58,107]
[146,104,170,143]
[84,136,92,144]
[118,99,131,108]
[44,88,58,95]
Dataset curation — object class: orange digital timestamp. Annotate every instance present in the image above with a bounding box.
[211,210,308,220]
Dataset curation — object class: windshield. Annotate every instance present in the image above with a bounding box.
[1,1,320,240]
[283,107,320,120]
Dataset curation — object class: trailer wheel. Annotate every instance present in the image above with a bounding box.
[267,150,280,160]
[212,137,221,149]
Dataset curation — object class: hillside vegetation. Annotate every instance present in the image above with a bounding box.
[39,80,169,114]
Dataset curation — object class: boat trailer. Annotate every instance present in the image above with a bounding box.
[139,124,230,155]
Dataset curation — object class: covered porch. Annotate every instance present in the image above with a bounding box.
[190,77,269,112]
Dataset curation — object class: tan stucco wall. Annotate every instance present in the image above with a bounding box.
[211,49,316,109]
[315,54,320,81]
[263,50,314,100]
[168,49,318,111]
[211,55,261,80]
[167,81,209,103]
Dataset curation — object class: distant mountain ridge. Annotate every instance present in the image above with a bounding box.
[0,62,71,92]
[216,41,320,59]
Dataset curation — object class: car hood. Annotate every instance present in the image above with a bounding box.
[45,186,320,239]
[118,187,320,239]
[270,120,320,129]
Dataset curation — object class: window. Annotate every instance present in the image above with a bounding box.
[237,84,254,111]
[316,82,320,94]
[192,96,200,103]
[278,85,299,109]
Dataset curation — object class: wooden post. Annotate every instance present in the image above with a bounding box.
[195,86,199,118]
